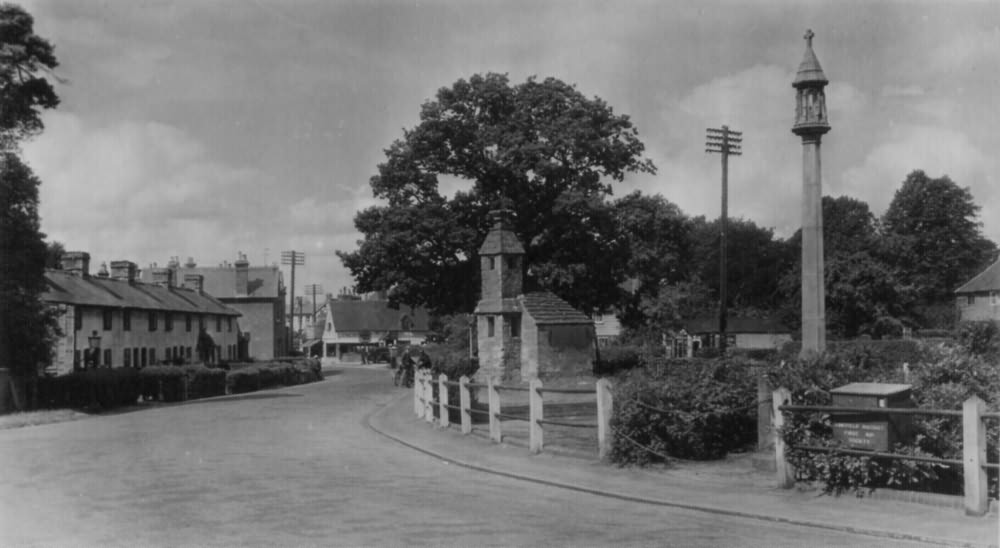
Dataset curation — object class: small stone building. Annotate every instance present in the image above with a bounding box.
[474,210,594,382]
[955,259,1000,322]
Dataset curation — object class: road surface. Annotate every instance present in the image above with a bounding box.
[0,367,937,547]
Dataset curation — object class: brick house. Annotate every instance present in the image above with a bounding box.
[474,210,594,382]
[311,297,430,362]
[43,252,242,375]
[141,255,287,360]
[955,260,1000,322]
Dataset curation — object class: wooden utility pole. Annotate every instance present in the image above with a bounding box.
[281,250,305,352]
[706,125,742,356]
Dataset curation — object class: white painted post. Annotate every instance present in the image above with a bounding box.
[529,379,544,454]
[772,387,795,488]
[438,373,449,428]
[423,371,434,424]
[902,362,911,383]
[459,375,472,435]
[488,377,502,443]
[963,396,987,516]
[596,378,613,459]
[413,369,422,417]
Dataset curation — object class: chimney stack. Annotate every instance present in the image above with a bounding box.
[60,251,91,277]
[234,254,250,296]
[184,256,197,268]
[110,260,138,283]
[183,274,204,294]
[151,267,174,288]
[96,262,110,278]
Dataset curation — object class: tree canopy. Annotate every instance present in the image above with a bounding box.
[339,73,655,314]
[0,3,59,150]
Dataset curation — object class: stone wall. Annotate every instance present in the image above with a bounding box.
[534,324,594,380]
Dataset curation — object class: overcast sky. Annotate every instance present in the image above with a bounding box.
[19,0,1000,297]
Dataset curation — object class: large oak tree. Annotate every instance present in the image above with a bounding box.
[339,73,655,314]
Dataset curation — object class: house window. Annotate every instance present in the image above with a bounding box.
[165,347,172,362]
[149,347,156,364]
[489,256,496,270]
[967,295,975,306]
[103,349,112,367]
[506,256,518,270]
[227,317,233,332]
[123,309,131,331]
[140,348,147,367]
[216,315,222,332]
[74,350,81,367]
[124,348,131,368]
[165,313,173,332]
[198,315,205,331]
[133,348,139,368]
[510,316,521,338]
[103,309,113,331]
[487,316,495,337]
[187,347,192,361]
[148,311,158,331]
[186,314,192,332]
[74,307,83,331]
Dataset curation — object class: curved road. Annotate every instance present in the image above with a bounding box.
[0,368,936,547]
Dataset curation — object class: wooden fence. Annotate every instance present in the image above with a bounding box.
[772,387,999,517]
[413,370,614,458]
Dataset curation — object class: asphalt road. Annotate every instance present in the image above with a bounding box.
[0,367,939,547]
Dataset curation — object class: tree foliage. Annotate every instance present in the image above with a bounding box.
[1,152,60,375]
[339,73,655,314]
[881,170,996,303]
[0,3,59,150]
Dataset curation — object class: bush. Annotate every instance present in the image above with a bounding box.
[957,321,1000,357]
[607,358,756,465]
[595,345,641,376]
[37,368,142,410]
[765,343,1000,498]
[421,344,479,423]
[139,366,186,402]
[224,358,323,395]
[182,365,227,399]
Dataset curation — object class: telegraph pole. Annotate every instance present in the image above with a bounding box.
[281,251,305,352]
[706,125,742,356]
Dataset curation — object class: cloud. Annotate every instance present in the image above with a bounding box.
[840,124,1000,240]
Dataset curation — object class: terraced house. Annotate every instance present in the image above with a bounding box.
[42,252,242,375]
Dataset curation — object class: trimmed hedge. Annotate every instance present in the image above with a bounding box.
[182,365,227,399]
[225,358,323,394]
[37,368,141,410]
[139,366,186,402]
[422,344,479,423]
[594,345,642,376]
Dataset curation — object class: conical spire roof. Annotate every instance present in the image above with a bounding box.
[792,29,828,87]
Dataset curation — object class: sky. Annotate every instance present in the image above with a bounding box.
[17,0,1000,300]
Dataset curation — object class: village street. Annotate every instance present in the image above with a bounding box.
[0,368,945,547]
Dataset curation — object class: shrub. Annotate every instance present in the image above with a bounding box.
[422,344,479,423]
[607,359,756,465]
[182,365,227,399]
[595,345,641,376]
[37,368,141,410]
[957,321,1000,357]
[139,366,186,402]
[227,368,260,394]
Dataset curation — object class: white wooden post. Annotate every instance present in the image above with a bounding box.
[413,369,422,417]
[438,373,450,428]
[488,377,501,443]
[529,379,544,454]
[963,396,987,516]
[459,375,472,435]
[596,378,613,459]
[772,387,795,488]
[901,362,911,383]
[423,370,434,424]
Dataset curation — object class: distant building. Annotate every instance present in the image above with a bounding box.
[955,259,1000,322]
[140,254,287,360]
[309,297,430,362]
[42,252,242,375]
[682,315,792,352]
[474,210,594,382]
[593,312,623,346]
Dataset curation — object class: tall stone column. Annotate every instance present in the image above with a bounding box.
[791,30,831,358]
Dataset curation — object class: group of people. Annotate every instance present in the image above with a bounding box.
[392,347,430,388]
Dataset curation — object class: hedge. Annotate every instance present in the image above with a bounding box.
[37,368,141,410]
[594,345,642,376]
[225,358,323,394]
[607,358,757,465]
[139,366,186,402]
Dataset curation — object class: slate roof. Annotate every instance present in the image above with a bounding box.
[685,315,790,334]
[42,270,240,316]
[328,300,430,332]
[955,260,1000,293]
[520,291,591,325]
[139,266,283,299]
[478,229,525,255]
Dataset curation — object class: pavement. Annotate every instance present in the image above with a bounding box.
[367,383,999,548]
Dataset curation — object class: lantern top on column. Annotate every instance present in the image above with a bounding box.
[792,29,828,88]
